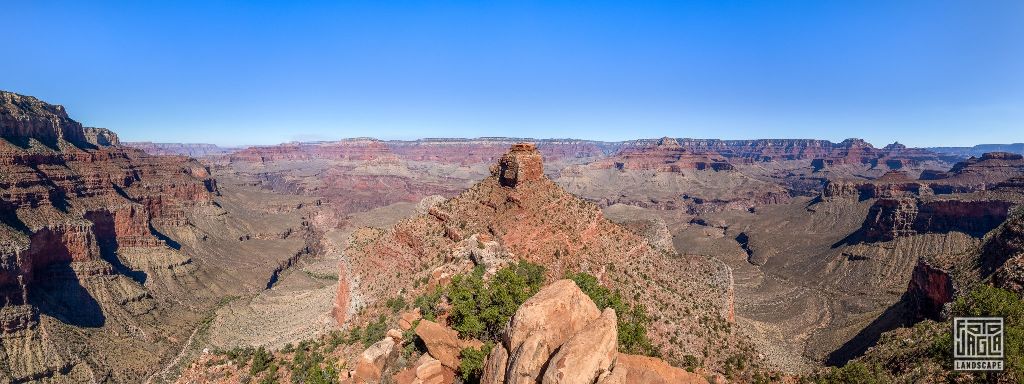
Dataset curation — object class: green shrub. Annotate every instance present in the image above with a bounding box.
[414,288,443,321]
[448,261,545,341]
[289,349,338,384]
[249,346,272,376]
[361,315,388,347]
[952,284,1024,379]
[386,296,408,313]
[811,361,888,384]
[681,354,700,372]
[458,343,493,383]
[567,272,657,356]
[258,363,279,384]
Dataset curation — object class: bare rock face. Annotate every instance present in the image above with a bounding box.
[859,198,1015,242]
[0,91,88,146]
[491,143,544,187]
[503,280,598,384]
[415,319,483,370]
[82,127,120,146]
[597,353,709,384]
[504,279,601,384]
[541,308,618,384]
[353,336,397,383]
[596,138,734,172]
[481,344,508,384]
[906,259,954,321]
[123,142,234,157]
[978,207,1024,293]
[393,353,457,384]
[1,92,220,382]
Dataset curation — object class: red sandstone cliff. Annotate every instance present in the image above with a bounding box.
[2,96,217,302]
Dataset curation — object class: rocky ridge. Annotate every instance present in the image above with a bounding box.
[337,143,745,374]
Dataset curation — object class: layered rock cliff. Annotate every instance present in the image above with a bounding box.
[0,91,219,382]
[0,91,120,148]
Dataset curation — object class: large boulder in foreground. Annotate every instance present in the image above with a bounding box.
[541,308,618,384]
[598,353,709,384]
[483,279,707,384]
[481,344,508,384]
[393,353,456,384]
[503,279,601,384]
[352,336,397,383]
[415,319,483,370]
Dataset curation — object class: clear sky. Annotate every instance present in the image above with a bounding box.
[3,1,1022,147]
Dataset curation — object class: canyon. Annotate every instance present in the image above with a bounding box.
[4,90,1024,382]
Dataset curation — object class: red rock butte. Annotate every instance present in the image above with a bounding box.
[491,142,544,187]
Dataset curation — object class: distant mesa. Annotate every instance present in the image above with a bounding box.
[884,142,907,150]
[124,142,236,157]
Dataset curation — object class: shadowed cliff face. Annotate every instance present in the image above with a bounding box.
[849,198,1014,243]
[0,91,228,382]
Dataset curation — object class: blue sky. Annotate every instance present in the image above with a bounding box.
[3,1,1022,146]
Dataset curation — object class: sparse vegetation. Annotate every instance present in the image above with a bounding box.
[811,284,1024,383]
[386,296,408,313]
[303,270,339,280]
[808,361,888,384]
[249,347,272,376]
[567,271,658,356]
[448,261,546,340]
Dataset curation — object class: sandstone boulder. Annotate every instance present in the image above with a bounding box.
[480,344,508,384]
[388,328,404,341]
[415,319,483,369]
[352,336,397,383]
[399,308,422,330]
[504,279,601,384]
[541,308,618,384]
[393,353,456,384]
[598,353,709,384]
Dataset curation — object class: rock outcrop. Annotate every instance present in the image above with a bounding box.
[482,280,707,384]
[0,91,89,146]
[353,336,398,382]
[341,143,738,373]
[597,353,708,384]
[415,319,483,370]
[393,353,456,384]
[541,308,618,384]
[492,143,544,187]
[905,259,954,321]
[82,127,120,146]
[503,279,601,384]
